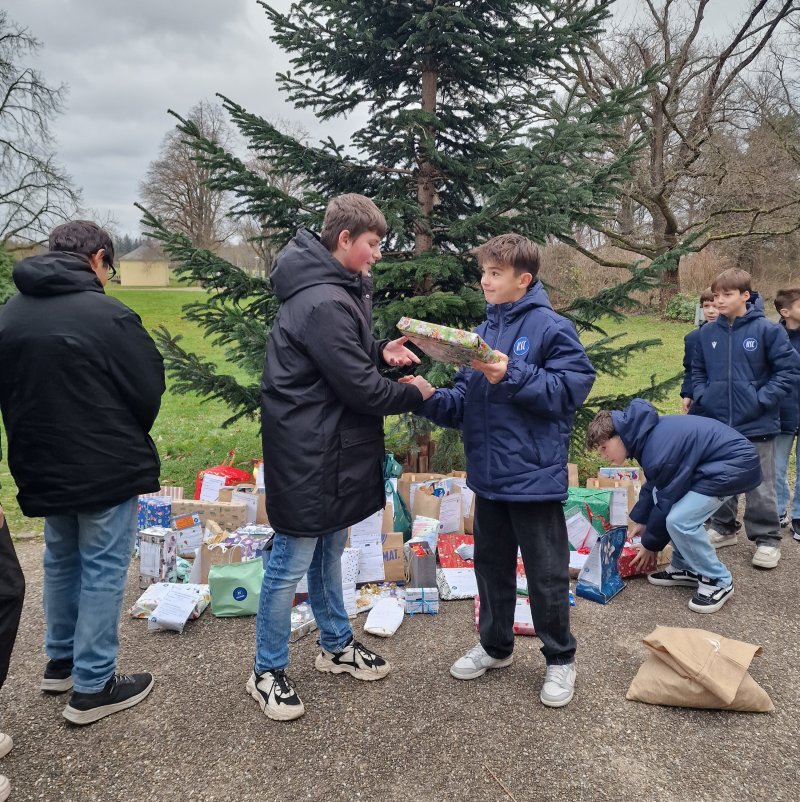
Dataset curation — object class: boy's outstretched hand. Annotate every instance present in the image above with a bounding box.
[399,374,435,400]
[471,351,508,384]
[382,336,422,367]
[629,542,657,571]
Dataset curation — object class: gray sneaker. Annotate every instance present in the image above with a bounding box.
[540,662,576,708]
[450,643,513,680]
[707,527,738,549]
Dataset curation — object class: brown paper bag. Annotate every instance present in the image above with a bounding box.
[196,542,243,584]
[626,626,774,712]
[412,484,464,534]
[397,473,446,509]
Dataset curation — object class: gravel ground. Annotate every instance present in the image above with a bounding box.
[1,536,798,802]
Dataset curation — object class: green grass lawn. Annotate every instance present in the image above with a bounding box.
[1,289,694,534]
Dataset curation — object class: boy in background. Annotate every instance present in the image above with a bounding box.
[773,288,800,540]
[413,233,595,708]
[587,399,760,613]
[681,288,718,413]
[253,194,434,721]
[691,268,800,568]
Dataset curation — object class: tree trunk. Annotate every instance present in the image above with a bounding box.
[414,54,437,256]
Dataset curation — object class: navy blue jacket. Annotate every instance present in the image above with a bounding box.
[419,282,596,501]
[680,324,703,399]
[615,399,761,551]
[778,319,800,434]
[691,301,800,437]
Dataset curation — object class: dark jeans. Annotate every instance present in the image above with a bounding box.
[474,497,576,665]
[0,517,25,689]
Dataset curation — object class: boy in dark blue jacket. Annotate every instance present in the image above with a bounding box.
[680,287,717,413]
[587,399,761,613]
[773,288,800,539]
[414,234,595,708]
[691,268,800,569]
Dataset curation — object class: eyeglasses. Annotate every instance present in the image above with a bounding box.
[104,260,117,281]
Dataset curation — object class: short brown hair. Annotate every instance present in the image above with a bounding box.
[699,287,715,304]
[49,220,115,267]
[586,410,616,450]
[774,288,800,314]
[319,194,387,251]
[472,233,540,286]
[711,268,751,294]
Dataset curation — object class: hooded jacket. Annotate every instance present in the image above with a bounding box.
[615,399,761,551]
[261,228,423,537]
[777,319,800,434]
[419,281,595,501]
[680,324,704,399]
[691,296,800,437]
[0,252,165,516]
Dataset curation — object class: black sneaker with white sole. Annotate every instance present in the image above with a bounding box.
[62,672,154,725]
[688,578,734,613]
[780,512,789,528]
[314,638,391,680]
[246,669,305,721]
[41,658,73,694]
[647,566,700,587]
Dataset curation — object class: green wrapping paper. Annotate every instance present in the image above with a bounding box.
[396,317,501,367]
[564,487,613,537]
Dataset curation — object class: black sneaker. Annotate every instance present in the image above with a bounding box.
[688,578,734,613]
[314,638,391,680]
[246,669,305,721]
[647,566,700,587]
[41,658,73,694]
[780,512,789,528]
[62,672,154,725]
[792,519,800,542]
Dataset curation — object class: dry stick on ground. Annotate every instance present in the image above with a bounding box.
[483,763,519,802]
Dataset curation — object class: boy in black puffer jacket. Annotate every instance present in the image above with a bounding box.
[691,268,800,569]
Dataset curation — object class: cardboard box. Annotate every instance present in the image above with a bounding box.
[170,499,247,531]
[405,587,439,615]
[568,463,579,488]
[586,477,640,514]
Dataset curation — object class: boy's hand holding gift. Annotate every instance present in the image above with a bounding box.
[470,350,509,384]
[382,336,422,367]
[630,542,657,571]
[399,374,435,400]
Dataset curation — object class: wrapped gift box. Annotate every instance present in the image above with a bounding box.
[564,487,613,536]
[405,587,439,615]
[137,496,172,531]
[138,527,178,589]
[474,595,536,636]
[396,317,502,367]
[437,533,474,568]
[130,582,210,620]
[436,567,478,600]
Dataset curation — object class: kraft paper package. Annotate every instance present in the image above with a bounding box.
[626,626,775,713]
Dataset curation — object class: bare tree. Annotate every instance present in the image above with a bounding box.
[0,12,81,248]
[139,99,237,250]
[561,0,800,306]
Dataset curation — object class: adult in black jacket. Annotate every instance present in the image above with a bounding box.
[0,221,165,726]
[251,194,433,722]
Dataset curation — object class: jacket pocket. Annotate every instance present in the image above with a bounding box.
[335,426,383,497]
[731,381,761,427]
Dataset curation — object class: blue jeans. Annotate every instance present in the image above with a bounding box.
[43,497,138,693]
[665,491,732,585]
[254,530,352,673]
[775,432,800,520]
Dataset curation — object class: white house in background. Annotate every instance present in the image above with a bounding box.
[119,243,170,287]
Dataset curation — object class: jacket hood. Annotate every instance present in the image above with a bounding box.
[270,228,362,302]
[13,251,104,297]
[712,300,765,329]
[486,280,553,323]
[611,398,660,461]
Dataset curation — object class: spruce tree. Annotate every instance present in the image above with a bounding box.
[144,0,684,450]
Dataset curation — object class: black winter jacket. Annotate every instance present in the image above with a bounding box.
[261,229,423,537]
[0,252,165,516]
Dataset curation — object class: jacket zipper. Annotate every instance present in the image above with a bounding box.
[727,320,733,426]
[484,309,505,492]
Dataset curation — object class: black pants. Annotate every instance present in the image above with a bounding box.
[474,497,575,665]
[0,518,25,689]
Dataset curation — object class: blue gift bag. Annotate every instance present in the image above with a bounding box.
[575,525,626,604]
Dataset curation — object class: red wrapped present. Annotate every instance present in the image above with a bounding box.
[194,450,254,500]
[437,533,474,568]
[474,595,536,637]
[618,540,658,578]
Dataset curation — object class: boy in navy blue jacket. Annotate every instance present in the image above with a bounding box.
[587,400,760,613]
[680,287,717,413]
[413,234,595,708]
[773,288,800,539]
[691,268,800,569]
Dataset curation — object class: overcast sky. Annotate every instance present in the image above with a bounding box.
[4,0,755,236]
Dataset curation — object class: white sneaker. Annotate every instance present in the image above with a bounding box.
[0,774,9,802]
[707,527,738,549]
[246,670,305,721]
[752,544,781,569]
[450,643,513,680]
[0,733,11,759]
[540,662,576,708]
[314,638,391,681]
